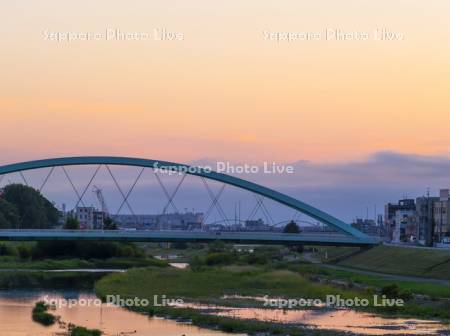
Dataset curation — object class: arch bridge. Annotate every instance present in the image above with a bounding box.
[0,157,379,246]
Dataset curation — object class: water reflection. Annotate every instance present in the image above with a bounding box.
[172,300,449,335]
[216,307,448,335]
[1,290,448,336]
[0,290,236,336]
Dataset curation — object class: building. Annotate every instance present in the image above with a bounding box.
[385,189,450,245]
[416,195,439,246]
[244,219,269,231]
[113,212,204,230]
[384,199,416,241]
[351,218,384,237]
[433,189,450,243]
[74,206,106,230]
[157,212,204,230]
[393,209,417,242]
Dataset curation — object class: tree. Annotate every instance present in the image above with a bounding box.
[283,220,300,234]
[103,217,118,230]
[0,198,20,229]
[208,240,227,253]
[2,184,60,229]
[172,242,188,249]
[64,217,80,230]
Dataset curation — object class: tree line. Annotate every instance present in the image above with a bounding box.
[0,184,59,229]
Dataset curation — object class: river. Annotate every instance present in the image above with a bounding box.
[2,289,448,336]
[0,290,236,336]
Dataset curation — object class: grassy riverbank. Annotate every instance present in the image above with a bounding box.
[3,239,449,335]
[95,264,450,336]
[295,263,450,299]
[0,271,104,289]
[96,266,354,336]
[97,266,364,304]
[0,256,167,270]
[0,241,168,270]
[316,245,450,280]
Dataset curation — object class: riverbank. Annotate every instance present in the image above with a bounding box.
[315,245,450,280]
[0,271,104,289]
[296,262,450,298]
[0,289,238,336]
[2,242,449,335]
[31,301,103,336]
[95,264,450,335]
[96,266,351,336]
[0,256,167,270]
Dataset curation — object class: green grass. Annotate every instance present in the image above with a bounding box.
[96,266,363,304]
[313,246,361,262]
[332,245,450,280]
[0,271,104,289]
[0,256,167,270]
[97,266,354,336]
[95,265,450,322]
[331,269,450,298]
[295,263,450,298]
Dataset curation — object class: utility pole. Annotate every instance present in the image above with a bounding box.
[238,201,241,227]
[374,204,377,221]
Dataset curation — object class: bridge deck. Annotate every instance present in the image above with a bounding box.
[0,230,379,246]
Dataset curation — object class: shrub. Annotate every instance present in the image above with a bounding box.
[17,244,33,259]
[0,243,18,257]
[381,284,412,301]
[70,326,102,336]
[32,301,56,326]
[205,252,233,266]
[32,241,144,260]
[381,284,400,298]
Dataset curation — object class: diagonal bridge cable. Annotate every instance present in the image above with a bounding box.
[19,171,29,186]
[62,166,87,208]
[74,165,102,209]
[116,167,145,215]
[202,178,230,225]
[161,173,186,215]
[248,194,274,225]
[39,167,55,192]
[105,165,136,217]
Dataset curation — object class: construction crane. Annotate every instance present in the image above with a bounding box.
[93,185,109,217]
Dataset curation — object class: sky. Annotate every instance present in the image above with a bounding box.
[1,1,450,222]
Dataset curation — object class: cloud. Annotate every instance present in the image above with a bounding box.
[1,151,449,223]
[186,152,450,221]
[189,151,450,189]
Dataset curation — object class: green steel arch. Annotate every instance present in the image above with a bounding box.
[0,156,373,242]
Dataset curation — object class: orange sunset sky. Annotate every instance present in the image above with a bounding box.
[1,1,449,165]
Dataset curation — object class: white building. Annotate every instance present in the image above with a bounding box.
[75,207,105,229]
